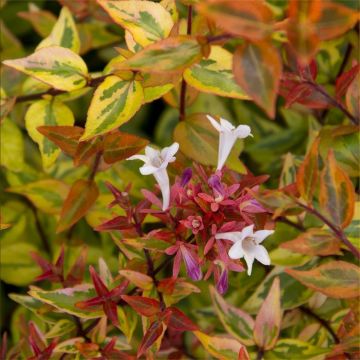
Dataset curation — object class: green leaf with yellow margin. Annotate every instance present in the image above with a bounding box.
[81,75,143,140]
[174,113,246,173]
[9,293,64,323]
[25,99,74,168]
[1,243,40,286]
[194,331,248,360]
[37,6,80,53]
[45,319,76,338]
[184,46,249,100]
[286,261,360,299]
[7,179,69,214]
[265,339,329,359]
[29,284,104,319]
[0,118,25,172]
[3,46,88,91]
[254,277,282,350]
[120,36,203,74]
[98,0,174,47]
[210,286,255,346]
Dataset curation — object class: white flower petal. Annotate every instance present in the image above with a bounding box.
[207,115,221,132]
[254,245,271,265]
[140,165,158,175]
[228,240,244,259]
[145,146,160,161]
[217,131,237,170]
[254,230,274,244]
[127,154,148,162]
[220,118,235,131]
[241,224,254,239]
[235,125,252,139]
[153,168,170,211]
[244,253,255,276]
[161,142,179,163]
[215,232,242,243]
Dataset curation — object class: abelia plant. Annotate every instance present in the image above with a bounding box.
[0,0,359,359]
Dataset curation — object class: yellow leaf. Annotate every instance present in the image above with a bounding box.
[25,99,75,168]
[81,75,143,140]
[98,0,174,47]
[37,6,80,53]
[184,46,249,100]
[3,46,88,91]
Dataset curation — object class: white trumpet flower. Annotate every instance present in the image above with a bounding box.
[215,224,273,275]
[207,115,252,170]
[127,143,179,211]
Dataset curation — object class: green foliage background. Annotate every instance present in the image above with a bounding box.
[0,0,359,358]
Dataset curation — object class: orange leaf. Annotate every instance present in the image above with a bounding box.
[74,138,102,166]
[103,131,149,164]
[197,0,273,40]
[319,150,355,229]
[253,277,282,350]
[296,138,319,202]
[346,71,360,120]
[37,125,84,157]
[314,1,359,41]
[286,261,360,299]
[118,270,153,290]
[57,179,99,233]
[281,228,342,256]
[286,0,321,62]
[233,41,282,118]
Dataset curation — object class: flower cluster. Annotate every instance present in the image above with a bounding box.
[106,115,275,293]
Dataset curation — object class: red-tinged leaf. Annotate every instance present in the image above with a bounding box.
[121,295,161,317]
[103,300,119,327]
[336,64,360,100]
[57,179,99,233]
[163,307,198,332]
[66,247,88,286]
[89,266,109,297]
[319,151,355,229]
[103,131,149,164]
[193,331,246,360]
[37,126,84,157]
[0,332,7,360]
[233,41,282,118]
[346,70,360,120]
[296,138,319,202]
[283,82,313,108]
[253,277,282,350]
[314,2,359,41]
[286,261,360,299]
[96,216,133,232]
[137,321,163,358]
[119,270,153,290]
[197,0,273,40]
[238,347,250,360]
[74,138,102,166]
[281,229,342,256]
